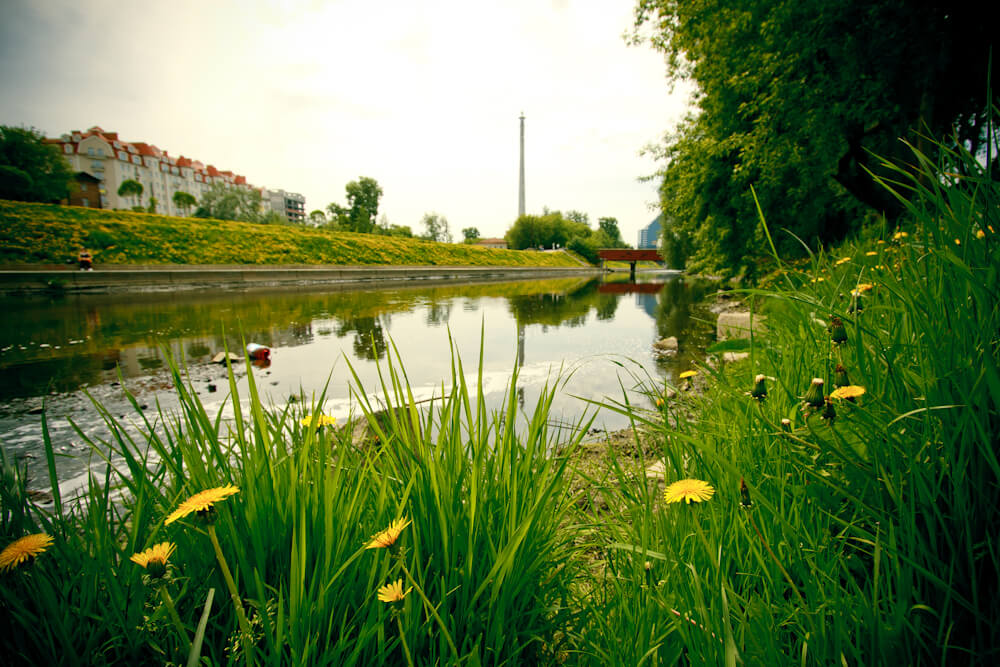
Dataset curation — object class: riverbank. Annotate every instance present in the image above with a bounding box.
[0,263,600,294]
[0,200,587,268]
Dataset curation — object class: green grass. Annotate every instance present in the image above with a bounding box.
[0,200,584,268]
[1,127,997,664]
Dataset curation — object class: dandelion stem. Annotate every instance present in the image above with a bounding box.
[396,615,415,667]
[747,511,805,606]
[399,559,459,661]
[158,584,191,651]
[206,524,254,662]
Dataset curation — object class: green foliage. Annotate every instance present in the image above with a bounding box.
[171,191,196,214]
[117,178,143,201]
[0,338,585,664]
[0,200,585,268]
[597,217,623,245]
[421,212,451,243]
[327,176,383,233]
[634,0,999,275]
[461,226,480,242]
[0,125,74,203]
[193,183,262,222]
[146,196,157,214]
[580,127,1000,662]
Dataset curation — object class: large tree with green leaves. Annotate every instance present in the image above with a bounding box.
[327,176,383,233]
[117,179,143,205]
[634,0,997,276]
[193,183,263,222]
[0,125,74,202]
[172,190,196,215]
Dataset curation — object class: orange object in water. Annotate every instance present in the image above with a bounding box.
[246,343,271,361]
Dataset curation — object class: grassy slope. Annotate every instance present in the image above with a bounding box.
[0,200,584,267]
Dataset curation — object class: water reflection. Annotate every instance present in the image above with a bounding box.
[1,273,720,488]
[0,275,718,402]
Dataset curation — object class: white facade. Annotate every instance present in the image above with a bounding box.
[49,126,279,217]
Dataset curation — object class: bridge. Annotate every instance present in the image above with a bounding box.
[597,249,664,279]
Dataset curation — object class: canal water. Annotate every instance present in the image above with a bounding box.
[0,273,718,495]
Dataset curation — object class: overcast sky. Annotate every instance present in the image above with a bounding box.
[0,0,691,243]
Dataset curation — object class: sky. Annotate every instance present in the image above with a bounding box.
[0,0,691,244]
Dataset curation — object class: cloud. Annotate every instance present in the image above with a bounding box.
[0,0,689,242]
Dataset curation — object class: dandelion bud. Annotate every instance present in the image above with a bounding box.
[829,317,847,345]
[781,418,792,432]
[739,478,753,509]
[834,364,850,388]
[750,374,767,400]
[803,378,825,408]
[821,397,837,422]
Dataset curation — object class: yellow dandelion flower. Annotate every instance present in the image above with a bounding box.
[892,231,909,241]
[366,517,412,549]
[679,370,698,380]
[663,479,715,504]
[835,257,851,266]
[865,251,878,257]
[830,385,866,400]
[955,238,961,245]
[976,229,986,239]
[165,485,240,525]
[377,578,412,603]
[0,533,54,572]
[130,542,176,578]
[300,414,337,427]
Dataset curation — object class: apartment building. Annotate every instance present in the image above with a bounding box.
[46,126,304,220]
[266,188,306,224]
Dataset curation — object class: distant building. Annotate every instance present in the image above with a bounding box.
[44,126,302,219]
[475,238,509,249]
[637,214,661,249]
[65,172,102,209]
[265,188,306,224]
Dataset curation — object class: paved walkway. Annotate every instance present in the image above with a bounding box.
[0,264,601,294]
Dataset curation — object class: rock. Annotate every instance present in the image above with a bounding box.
[211,352,242,364]
[653,336,679,354]
[717,311,766,340]
[645,460,666,478]
[723,352,750,363]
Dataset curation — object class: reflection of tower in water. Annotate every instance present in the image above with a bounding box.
[516,321,525,409]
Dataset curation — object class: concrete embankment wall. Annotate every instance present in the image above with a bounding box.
[0,264,602,294]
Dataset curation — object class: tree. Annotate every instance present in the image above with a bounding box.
[327,176,383,233]
[633,0,999,275]
[147,196,157,213]
[172,191,197,216]
[0,125,74,202]
[117,179,143,206]
[598,217,624,246]
[421,212,452,243]
[194,183,263,222]
[462,227,480,242]
[308,209,327,225]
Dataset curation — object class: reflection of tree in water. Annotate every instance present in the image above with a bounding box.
[336,315,387,360]
[426,301,452,327]
[594,292,620,321]
[506,279,603,327]
[654,277,718,369]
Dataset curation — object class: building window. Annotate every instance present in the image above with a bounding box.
[64,144,72,153]
[81,198,89,207]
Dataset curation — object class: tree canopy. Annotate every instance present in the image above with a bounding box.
[0,125,74,203]
[327,176,383,233]
[505,211,629,263]
[172,191,196,214]
[421,212,452,243]
[194,183,263,222]
[634,0,998,276]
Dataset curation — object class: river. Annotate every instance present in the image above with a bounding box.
[0,272,717,496]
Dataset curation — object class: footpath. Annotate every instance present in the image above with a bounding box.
[0,264,601,294]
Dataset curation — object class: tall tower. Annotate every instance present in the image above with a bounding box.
[518,112,526,218]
